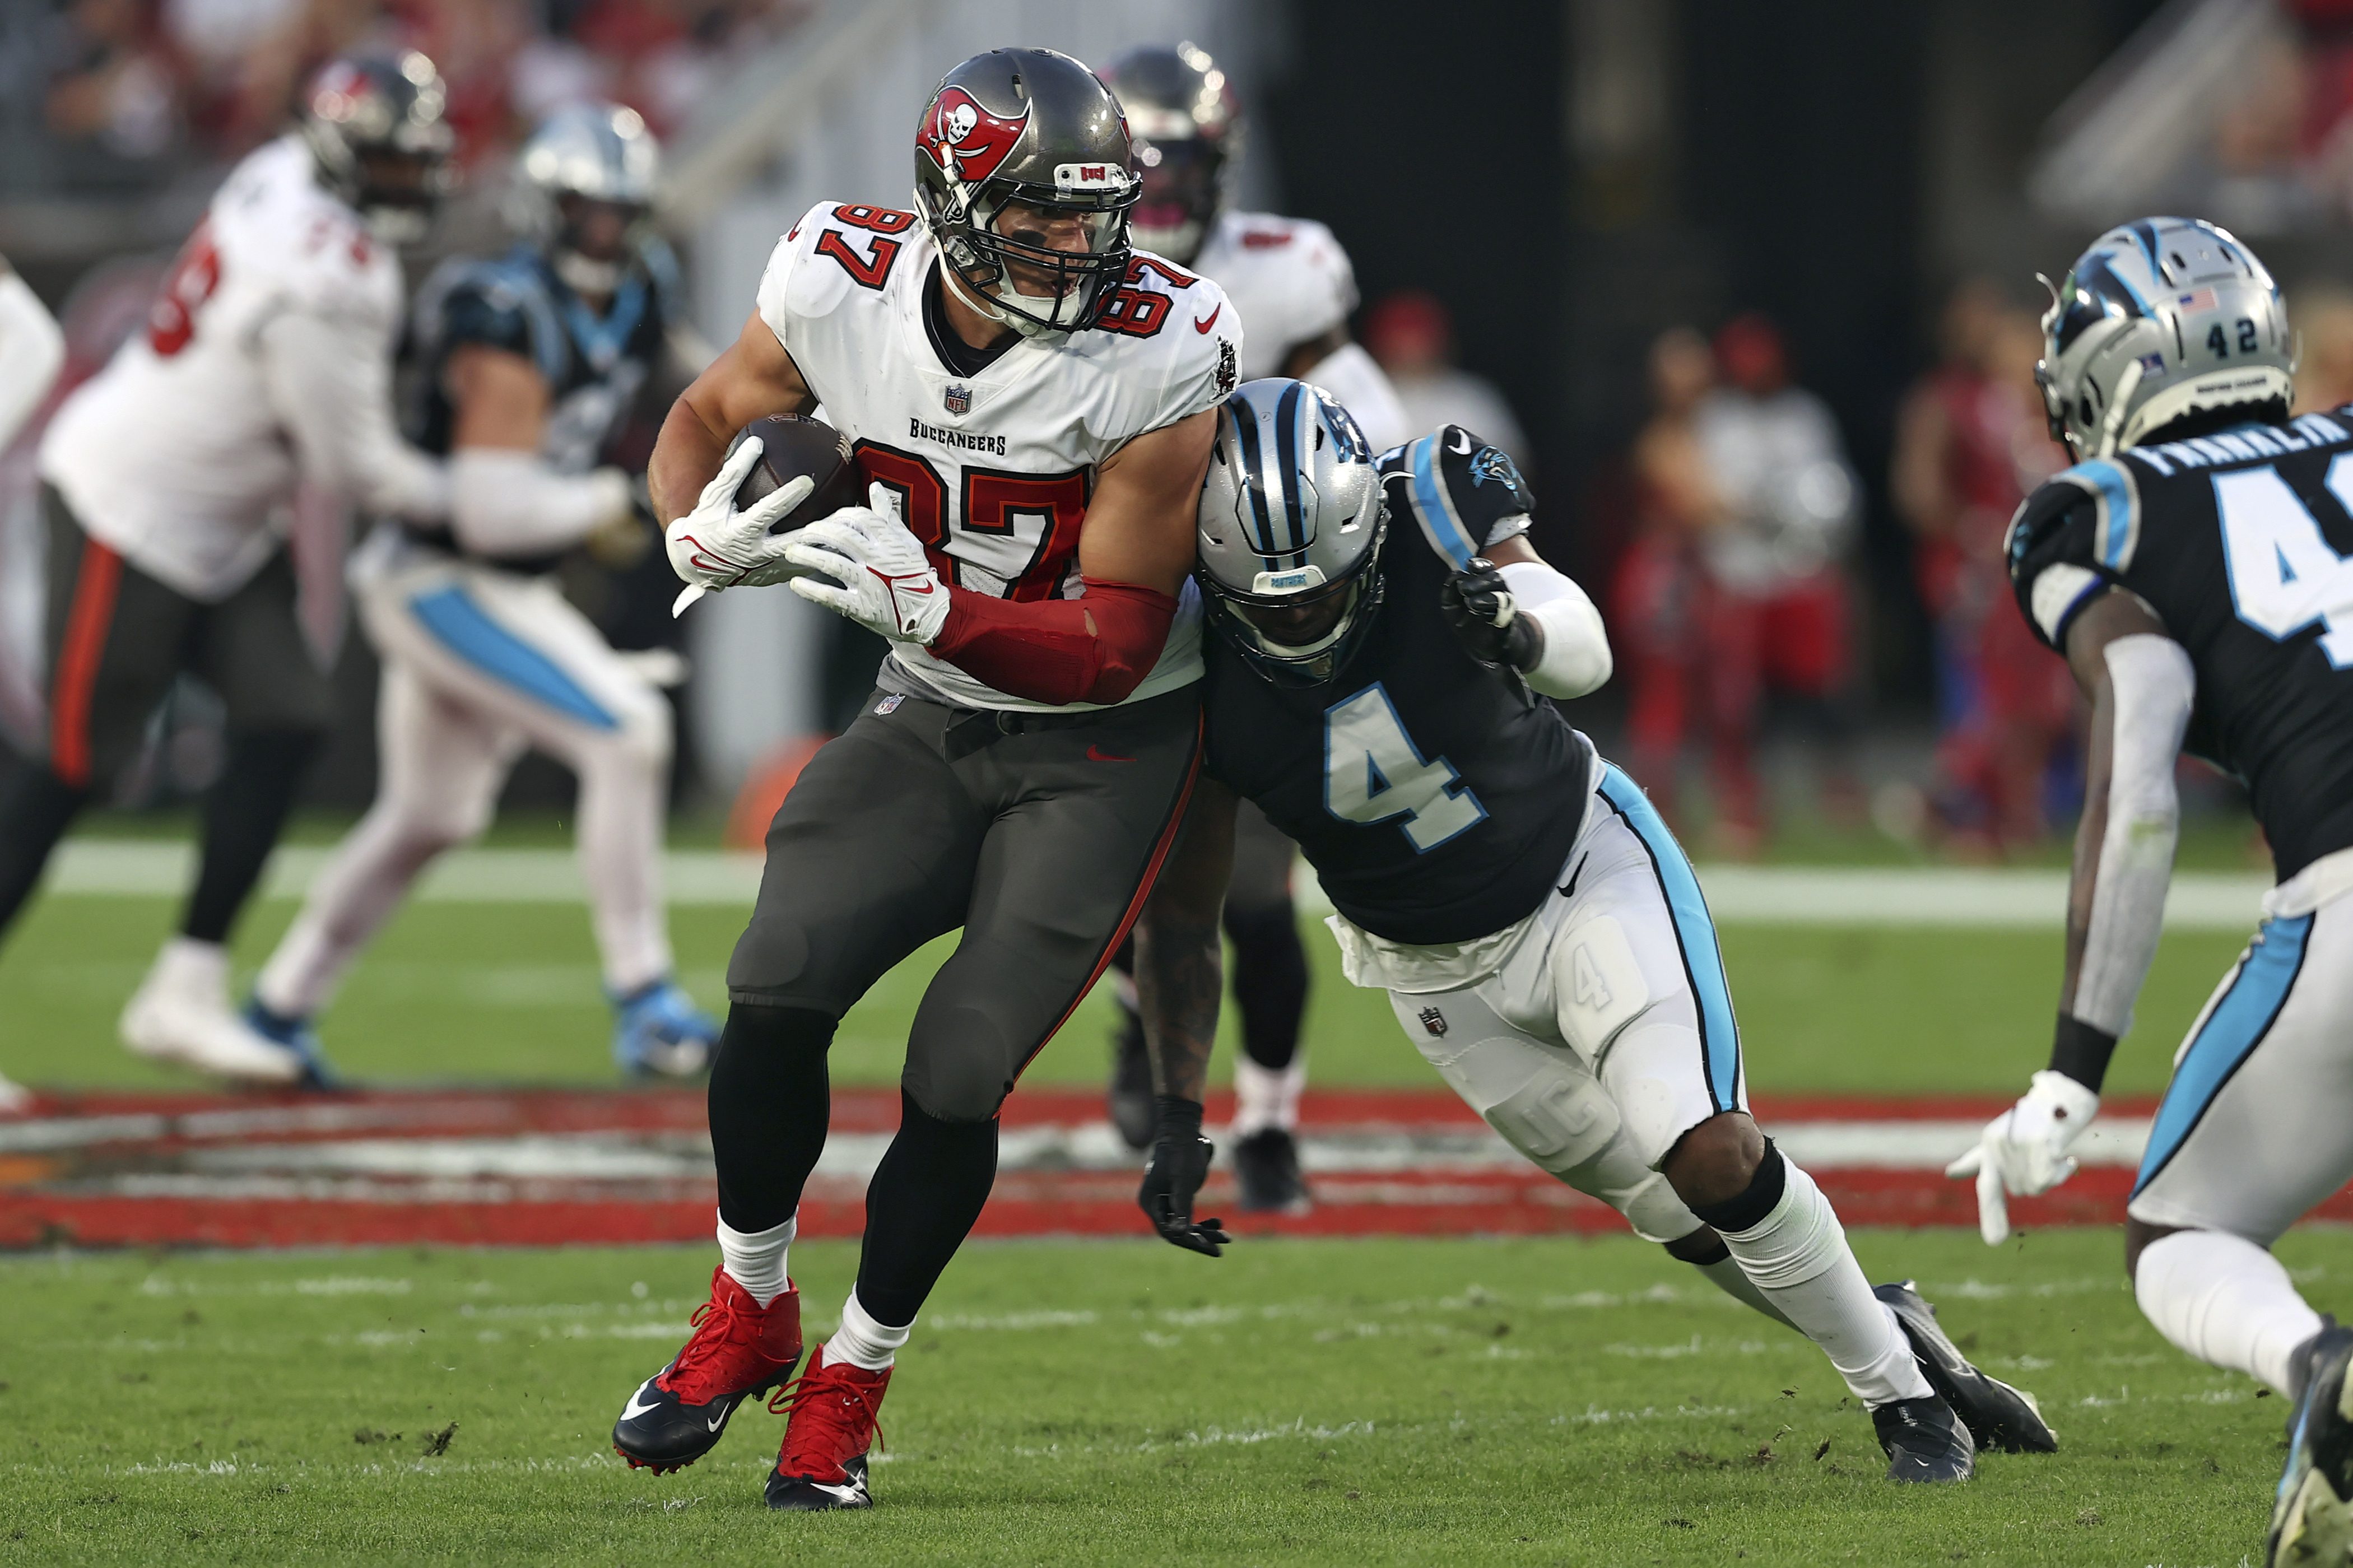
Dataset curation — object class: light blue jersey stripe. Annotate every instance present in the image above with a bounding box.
[1409,435,1477,566]
[1597,764,1741,1110]
[409,585,617,730]
[2132,913,2313,1195]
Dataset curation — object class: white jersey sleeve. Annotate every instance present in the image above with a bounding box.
[1194,211,1357,383]
[1087,255,1239,440]
[0,265,64,453]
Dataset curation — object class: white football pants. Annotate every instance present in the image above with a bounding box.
[1334,761,1750,1241]
[257,555,675,1017]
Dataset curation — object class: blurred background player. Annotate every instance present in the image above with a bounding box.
[1942,218,2353,1564]
[1362,287,1531,467]
[1688,312,1863,853]
[1137,382,2056,1482]
[0,251,66,1111]
[1892,281,2072,855]
[1095,40,1411,1209]
[0,52,452,1085]
[239,102,721,1082]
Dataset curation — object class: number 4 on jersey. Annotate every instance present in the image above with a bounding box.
[2216,458,2353,667]
[1323,685,1486,852]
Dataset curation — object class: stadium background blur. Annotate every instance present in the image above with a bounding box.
[15,0,2349,861]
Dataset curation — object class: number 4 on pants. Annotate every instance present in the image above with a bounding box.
[1323,683,1486,852]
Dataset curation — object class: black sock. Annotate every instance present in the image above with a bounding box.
[182,728,320,944]
[708,1003,835,1231]
[853,1091,998,1328]
[1224,898,1308,1071]
[0,762,89,939]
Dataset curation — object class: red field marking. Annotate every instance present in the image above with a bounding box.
[0,1085,2219,1251]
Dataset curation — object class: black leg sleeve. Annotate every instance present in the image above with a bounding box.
[1223,897,1308,1072]
[708,1003,835,1232]
[182,728,322,944]
[853,1091,999,1328]
[0,762,90,942]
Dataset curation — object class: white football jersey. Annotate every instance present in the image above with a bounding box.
[1192,210,1409,452]
[755,200,1242,713]
[41,136,404,601]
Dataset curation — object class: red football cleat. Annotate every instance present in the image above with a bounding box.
[765,1344,892,1510]
[611,1266,802,1474]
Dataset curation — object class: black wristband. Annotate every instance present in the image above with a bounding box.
[2048,1013,2119,1094]
[1154,1095,1205,1141]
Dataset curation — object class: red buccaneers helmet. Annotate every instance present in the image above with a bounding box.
[912,48,1138,335]
[1101,42,1239,267]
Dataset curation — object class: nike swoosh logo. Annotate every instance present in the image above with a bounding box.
[621,1378,663,1423]
[1085,745,1133,762]
[807,1481,863,1501]
[1193,304,1222,333]
[706,1412,728,1432]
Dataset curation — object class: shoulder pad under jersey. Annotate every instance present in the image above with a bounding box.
[420,253,566,387]
[2005,458,2140,649]
[1378,425,1538,568]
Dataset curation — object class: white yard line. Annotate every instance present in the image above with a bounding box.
[43,839,2271,929]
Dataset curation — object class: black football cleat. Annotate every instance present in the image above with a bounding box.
[2268,1319,2353,1566]
[612,1267,801,1476]
[766,1346,890,1511]
[1875,1280,2058,1454]
[1233,1127,1312,1213]
[1106,1003,1155,1152]
[1872,1394,1976,1483]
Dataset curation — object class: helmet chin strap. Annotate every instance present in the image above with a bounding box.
[940,262,1066,341]
[554,249,622,297]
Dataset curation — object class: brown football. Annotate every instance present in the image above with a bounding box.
[728,413,865,533]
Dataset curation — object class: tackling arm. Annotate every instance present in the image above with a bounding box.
[1131,777,1240,1258]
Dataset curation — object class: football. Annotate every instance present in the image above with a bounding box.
[727,412,864,532]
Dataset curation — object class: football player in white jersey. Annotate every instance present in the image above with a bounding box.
[239,103,723,1082]
[607,49,1238,1512]
[1091,42,1413,1208]
[0,252,64,1112]
[0,54,452,1085]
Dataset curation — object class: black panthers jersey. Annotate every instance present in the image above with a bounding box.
[2007,411,2353,879]
[1202,426,1591,945]
[403,239,678,566]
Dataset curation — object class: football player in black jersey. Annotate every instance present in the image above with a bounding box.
[1134,379,2056,1482]
[1946,216,2353,1563]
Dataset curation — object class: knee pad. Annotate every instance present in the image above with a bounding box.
[1482,1065,1621,1174]
[903,1004,1018,1124]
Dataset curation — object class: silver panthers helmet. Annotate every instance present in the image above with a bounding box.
[509,103,661,294]
[2038,216,2293,459]
[1197,378,1388,687]
[300,51,453,243]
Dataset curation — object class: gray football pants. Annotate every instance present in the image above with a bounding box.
[727,685,1202,1122]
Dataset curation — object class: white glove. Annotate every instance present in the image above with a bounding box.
[663,438,814,616]
[1944,1069,2101,1245]
[784,483,954,644]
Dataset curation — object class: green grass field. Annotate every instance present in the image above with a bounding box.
[0,815,2310,1565]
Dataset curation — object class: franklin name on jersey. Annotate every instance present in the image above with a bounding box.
[1203,429,1586,947]
[2008,410,2353,879]
[754,201,1243,713]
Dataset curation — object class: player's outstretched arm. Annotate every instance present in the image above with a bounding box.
[258,310,448,521]
[1132,778,1239,1258]
[1438,536,1614,698]
[444,345,638,560]
[1947,588,2193,1243]
[0,260,64,454]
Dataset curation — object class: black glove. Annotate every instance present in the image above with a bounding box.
[1137,1095,1230,1258]
[1439,557,1540,671]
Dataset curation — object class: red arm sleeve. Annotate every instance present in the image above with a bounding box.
[926,576,1179,706]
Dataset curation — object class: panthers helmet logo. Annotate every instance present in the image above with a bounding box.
[920,86,1029,185]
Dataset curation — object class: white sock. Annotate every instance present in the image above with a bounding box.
[575,741,673,996]
[1692,1251,1798,1332]
[827,1288,910,1372]
[1233,1057,1306,1136]
[1715,1155,1933,1407]
[2135,1229,2323,1395]
[716,1213,795,1308]
[257,805,449,1018]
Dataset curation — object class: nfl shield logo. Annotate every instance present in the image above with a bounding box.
[1418,1007,1448,1038]
[943,384,971,416]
